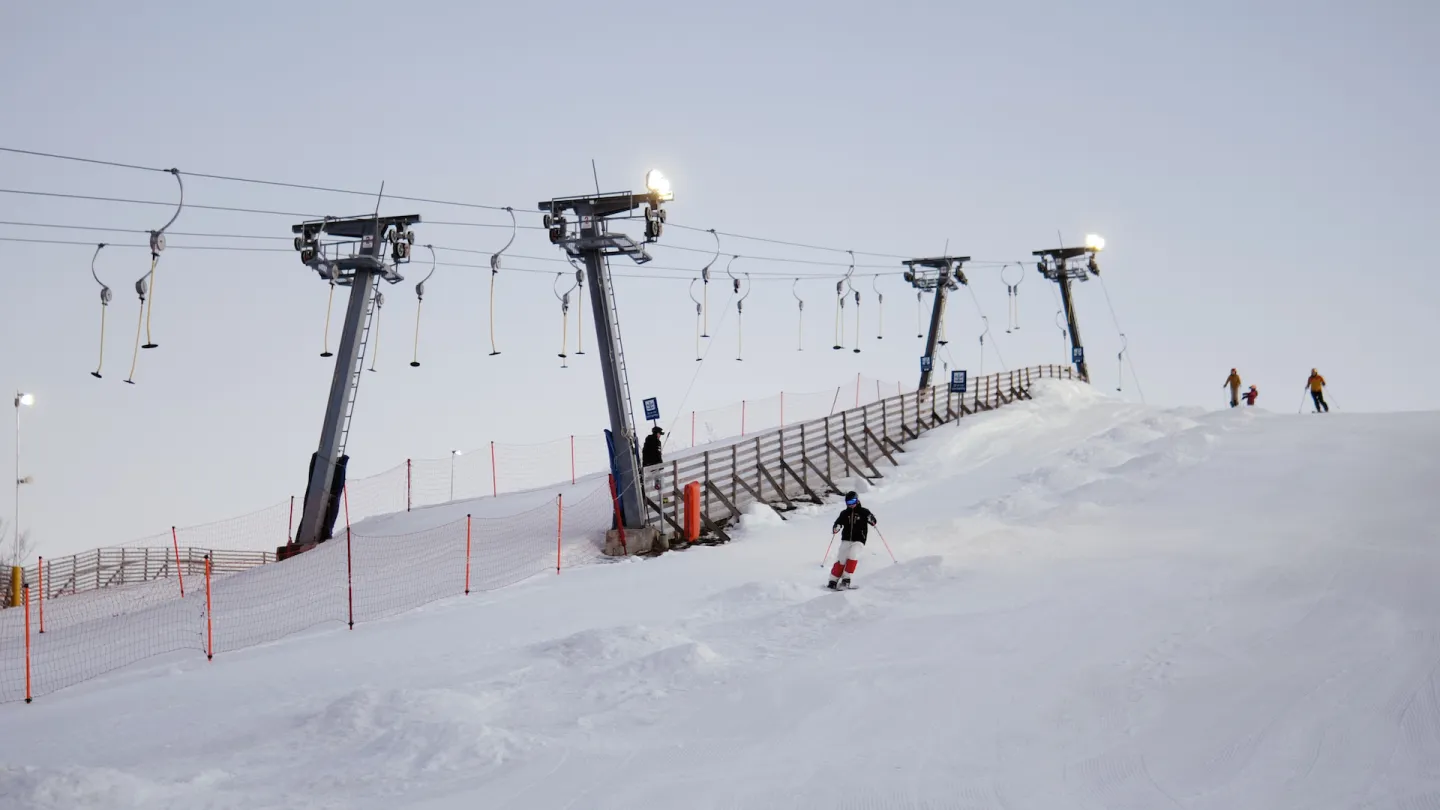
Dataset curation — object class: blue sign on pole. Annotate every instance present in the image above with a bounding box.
[920,355,933,373]
[1072,346,1085,365]
[950,370,968,393]
[642,397,660,422]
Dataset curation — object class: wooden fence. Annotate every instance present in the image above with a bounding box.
[642,365,1074,542]
[4,546,275,605]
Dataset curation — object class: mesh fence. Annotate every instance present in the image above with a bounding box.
[0,477,615,703]
[6,377,888,608]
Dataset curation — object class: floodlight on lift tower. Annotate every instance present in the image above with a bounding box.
[902,255,970,390]
[537,170,673,555]
[284,212,421,558]
[1032,234,1104,383]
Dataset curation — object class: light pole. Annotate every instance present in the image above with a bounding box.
[13,392,34,567]
[450,450,462,501]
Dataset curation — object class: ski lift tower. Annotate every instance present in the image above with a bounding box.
[538,170,673,555]
[903,255,969,390]
[1032,235,1104,383]
[285,213,420,557]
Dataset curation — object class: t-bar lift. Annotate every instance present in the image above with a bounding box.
[285,213,420,556]
[903,255,969,390]
[538,171,673,553]
[1031,235,1104,383]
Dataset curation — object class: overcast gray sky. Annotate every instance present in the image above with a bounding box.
[1,0,1436,560]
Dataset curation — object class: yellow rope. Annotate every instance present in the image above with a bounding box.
[141,256,158,348]
[125,299,144,383]
[94,303,107,377]
[488,272,499,355]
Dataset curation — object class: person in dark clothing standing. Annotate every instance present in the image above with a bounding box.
[828,491,877,590]
[641,426,664,466]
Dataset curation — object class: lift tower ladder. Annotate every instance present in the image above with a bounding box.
[902,255,970,390]
[538,179,672,534]
[289,213,420,553]
[1031,241,1103,383]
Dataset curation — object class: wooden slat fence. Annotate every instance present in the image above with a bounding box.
[642,365,1074,542]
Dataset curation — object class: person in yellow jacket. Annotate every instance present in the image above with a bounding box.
[1306,369,1329,413]
[1223,368,1242,408]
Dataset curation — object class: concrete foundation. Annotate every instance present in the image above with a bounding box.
[604,527,662,557]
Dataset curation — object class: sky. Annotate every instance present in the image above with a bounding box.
[0,0,1436,561]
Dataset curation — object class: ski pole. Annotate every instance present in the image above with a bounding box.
[821,531,837,567]
[875,528,898,564]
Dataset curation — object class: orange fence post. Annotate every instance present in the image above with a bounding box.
[691,411,696,448]
[23,584,32,703]
[556,494,563,574]
[36,556,43,634]
[683,481,701,543]
[344,486,354,630]
[464,514,472,595]
[171,526,185,598]
[204,555,214,661]
[490,441,498,497]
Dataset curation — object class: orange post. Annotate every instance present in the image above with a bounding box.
[36,556,43,634]
[204,555,214,660]
[464,514,472,594]
[556,494,563,574]
[171,526,185,598]
[344,486,354,629]
[23,584,32,703]
[683,481,701,543]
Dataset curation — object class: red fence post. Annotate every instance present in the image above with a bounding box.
[171,526,186,598]
[490,441,498,497]
[23,584,32,704]
[691,411,696,448]
[570,435,576,485]
[608,474,627,553]
[406,459,412,512]
[204,555,214,661]
[36,556,43,634]
[344,486,354,629]
[464,514,472,595]
[556,494,563,574]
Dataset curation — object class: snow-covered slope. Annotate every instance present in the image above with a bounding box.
[4,380,1440,810]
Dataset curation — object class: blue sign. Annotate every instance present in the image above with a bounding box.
[920,355,933,373]
[642,397,660,422]
[1072,346,1084,364]
[950,370,968,393]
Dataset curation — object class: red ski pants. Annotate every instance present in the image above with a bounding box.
[829,539,861,582]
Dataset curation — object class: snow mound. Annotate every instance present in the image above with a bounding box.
[7,380,1440,809]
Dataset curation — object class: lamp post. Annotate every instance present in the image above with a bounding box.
[450,450,462,502]
[13,392,34,567]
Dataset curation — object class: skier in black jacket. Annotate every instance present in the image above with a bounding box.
[828,491,877,590]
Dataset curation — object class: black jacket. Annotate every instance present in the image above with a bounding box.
[641,434,663,466]
[833,504,876,544]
